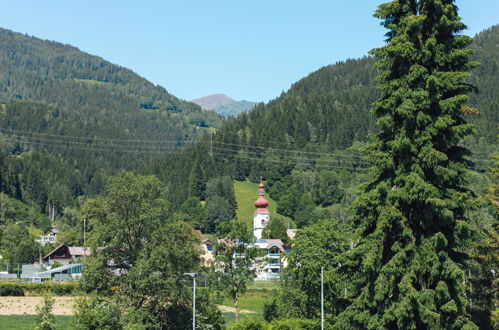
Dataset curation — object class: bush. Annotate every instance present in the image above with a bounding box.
[263,299,278,322]
[228,317,267,330]
[0,282,80,296]
[0,283,24,296]
[35,293,56,330]
[229,318,332,330]
[268,318,330,330]
[73,296,122,330]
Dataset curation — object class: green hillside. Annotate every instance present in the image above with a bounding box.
[216,25,499,151]
[234,180,279,231]
[0,27,223,217]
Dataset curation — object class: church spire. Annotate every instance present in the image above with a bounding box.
[254,182,269,213]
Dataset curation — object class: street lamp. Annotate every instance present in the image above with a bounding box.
[321,267,324,330]
[183,272,198,330]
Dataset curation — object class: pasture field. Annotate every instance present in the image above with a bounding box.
[0,315,72,329]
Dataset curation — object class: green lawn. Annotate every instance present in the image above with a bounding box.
[234,180,279,231]
[219,281,278,315]
[0,315,72,329]
[223,312,261,324]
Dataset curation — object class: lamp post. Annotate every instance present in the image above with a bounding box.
[321,267,324,330]
[183,272,197,330]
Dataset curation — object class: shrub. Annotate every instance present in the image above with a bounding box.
[228,317,267,330]
[0,284,24,296]
[35,293,56,330]
[0,282,80,296]
[268,318,330,330]
[72,296,122,330]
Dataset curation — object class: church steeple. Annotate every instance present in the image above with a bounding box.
[253,181,270,239]
[254,183,269,213]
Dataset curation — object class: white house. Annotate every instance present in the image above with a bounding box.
[254,238,286,280]
[35,229,58,246]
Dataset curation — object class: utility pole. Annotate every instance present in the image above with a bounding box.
[209,134,213,157]
[184,273,197,329]
[83,218,86,259]
[321,267,324,330]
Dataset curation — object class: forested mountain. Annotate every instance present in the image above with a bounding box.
[0,27,221,137]
[216,25,499,150]
[0,27,222,224]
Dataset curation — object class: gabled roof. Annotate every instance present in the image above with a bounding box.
[68,247,91,256]
[42,243,90,261]
[254,239,285,252]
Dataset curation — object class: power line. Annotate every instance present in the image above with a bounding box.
[2,136,194,155]
[0,127,195,144]
[211,149,367,170]
[1,128,495,168]
[211,147,370,166]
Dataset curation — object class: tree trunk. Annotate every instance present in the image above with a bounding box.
[234,295,239,322]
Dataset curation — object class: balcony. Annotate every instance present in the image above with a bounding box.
[268,262,280,269]
[267,253,280,258]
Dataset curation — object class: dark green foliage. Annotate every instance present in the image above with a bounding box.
[179,196,207,230]
[82,171,171,271]
[229,317,332,330]
[206,195,233,234]
[262,215,289,243]
[206,176,238,218]
[79,171,222,329]
[0,223,39,264]
[73,296,121,330]
[0,284,24,296]
[0,282,80,296]
[467,25,499,143]
[334,1,481,328]
[278,219,353,319]
[263,299,279,322]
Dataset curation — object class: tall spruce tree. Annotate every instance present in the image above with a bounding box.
[335,1,479,328]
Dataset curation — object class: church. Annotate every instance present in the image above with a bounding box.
[253,183,270,239]
[251,182,288,280]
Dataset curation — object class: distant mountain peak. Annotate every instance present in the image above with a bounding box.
[190,94,234,110]
[190,93,258,117]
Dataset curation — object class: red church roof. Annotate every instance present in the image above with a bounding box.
[254,183,269,214]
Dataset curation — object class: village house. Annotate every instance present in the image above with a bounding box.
[41,243,90,265]
[35,228,59,246]
[200,239,215,267]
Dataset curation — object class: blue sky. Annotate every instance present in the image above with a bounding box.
[0,1,497,102]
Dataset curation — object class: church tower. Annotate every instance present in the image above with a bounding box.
[253,183,270,239]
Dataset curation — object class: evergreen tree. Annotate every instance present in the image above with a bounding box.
[335,1,479,328]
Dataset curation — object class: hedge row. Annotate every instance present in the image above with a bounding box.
[0,282,81,296]
[229,317,333,330]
